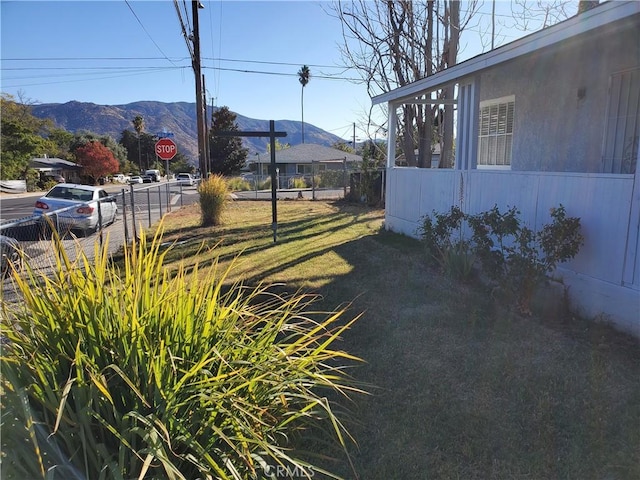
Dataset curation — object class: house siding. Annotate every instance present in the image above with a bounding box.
[384,168,640,337]
[477,19,639,173]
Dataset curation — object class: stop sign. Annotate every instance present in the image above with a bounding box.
[155,138,177,160]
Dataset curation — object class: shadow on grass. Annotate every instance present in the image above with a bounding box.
[138,200,640,479]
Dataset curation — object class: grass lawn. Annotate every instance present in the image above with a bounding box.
[160,199,640,479]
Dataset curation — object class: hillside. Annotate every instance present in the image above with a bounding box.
[31,101,344,162]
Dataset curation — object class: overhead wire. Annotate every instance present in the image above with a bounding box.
[124,0,179,67]
[174,0,194,61]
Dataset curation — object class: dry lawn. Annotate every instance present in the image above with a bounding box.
[159,199,640,479]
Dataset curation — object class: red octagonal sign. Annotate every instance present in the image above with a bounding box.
[155,138,177,160]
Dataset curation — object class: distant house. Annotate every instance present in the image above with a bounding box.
[373,2,640,336]
[249,144,362,177]
[30,156,82,183]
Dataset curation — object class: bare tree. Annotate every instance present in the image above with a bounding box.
[331,0,478,168]
[509,0,575,31]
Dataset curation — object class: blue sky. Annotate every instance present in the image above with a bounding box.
[1,1,577,141]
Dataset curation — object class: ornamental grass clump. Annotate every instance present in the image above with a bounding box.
[1,230,363,479]
[198,173,229,226]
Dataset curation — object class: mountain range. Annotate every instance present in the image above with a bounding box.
[31,101,345,163]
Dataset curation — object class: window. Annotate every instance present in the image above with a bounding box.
[296,164,326,175]
[478,96,515,168]
[602,68,639,174]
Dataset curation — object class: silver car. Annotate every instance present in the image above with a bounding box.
[176,173,195,186]
[33,184,118,235]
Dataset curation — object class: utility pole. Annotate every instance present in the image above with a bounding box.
[203,74,210,174]
[192,0,206,177]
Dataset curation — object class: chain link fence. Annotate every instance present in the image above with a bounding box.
[1,181,193,301]
[235,159,387,202]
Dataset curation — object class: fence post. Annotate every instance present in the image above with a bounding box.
[129,184,137,240]
[179,182,184,207]
[312,160,316,201]
[97,199,103,246]
[158,184,163,219]
[121,188,129,245]
[146,188,152,228]
[343,158,347,199]
[165,182,171,213]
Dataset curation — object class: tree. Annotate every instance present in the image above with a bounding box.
[208,106,248,176]
[331,1,479,167]
[169,153,194,175]
[119,130,158,172]
[577,1,599,13]
[132,115,145,170]
[332,141,354,154]
[266,139,291,153]
[298,65,311,144]
[74,141,119,184]
[47,128,75,160]
[71,131,127,163]
[0,94,56,179]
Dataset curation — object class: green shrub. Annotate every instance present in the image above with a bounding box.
[226,176,252,191]
[25,168,40,192]
[420,204,583,311]
[257,177,272,190]
[318,170,344,189]
[198,174,229,226]
[290,177,307,189]
[1,231,363,479]
[419,206,474,281]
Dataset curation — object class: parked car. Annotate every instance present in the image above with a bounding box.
[144,169,161,182]
[176,173,195,186]
[113,174,130,184]
[33,184,118,236]
[129,175,143,184]
[141,175,153,183]
[0,235,20,279]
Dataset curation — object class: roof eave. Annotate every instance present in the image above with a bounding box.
[372,1,639,105]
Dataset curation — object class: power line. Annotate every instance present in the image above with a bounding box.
[124,0,179,67]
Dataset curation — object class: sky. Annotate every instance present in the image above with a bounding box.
[1,0,578,142]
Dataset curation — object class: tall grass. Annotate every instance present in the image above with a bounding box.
[198,174,229,226]
[1,230,363,479]
[226,176,252,192]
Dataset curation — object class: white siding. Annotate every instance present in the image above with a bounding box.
[385,167,640,336]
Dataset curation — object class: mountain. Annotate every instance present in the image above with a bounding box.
[31,101,344,163]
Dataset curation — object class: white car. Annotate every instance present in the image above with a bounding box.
[33,184,118,235]
[176,173,195,186]
[128,175,143,184]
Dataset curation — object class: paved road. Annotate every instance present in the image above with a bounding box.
[0,182,198,223]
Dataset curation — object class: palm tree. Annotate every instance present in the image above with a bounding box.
[297,65,311,144]
[132,115,145,170]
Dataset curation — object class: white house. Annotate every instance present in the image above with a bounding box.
[373,2,639,336]
[249,144,362,177]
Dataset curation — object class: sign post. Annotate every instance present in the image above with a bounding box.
[215,121,286,242]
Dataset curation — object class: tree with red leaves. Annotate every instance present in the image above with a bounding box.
[75,141,119,184]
